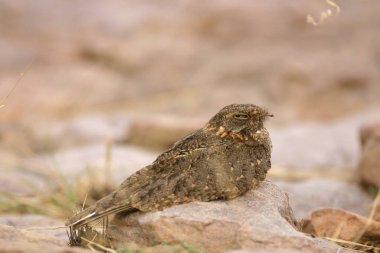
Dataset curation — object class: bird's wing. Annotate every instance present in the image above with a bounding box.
[116,129,227,211]
[119,129,211,189]
[153,130,212,165]
[66,129,214,227]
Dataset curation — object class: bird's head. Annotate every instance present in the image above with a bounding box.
[205,104,273,142]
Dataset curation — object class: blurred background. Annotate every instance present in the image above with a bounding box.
[1,0,380,122]
[0,0,380,249]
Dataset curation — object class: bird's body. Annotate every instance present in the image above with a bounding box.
[66,104,273,229]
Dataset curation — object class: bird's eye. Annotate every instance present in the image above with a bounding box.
[234,113,249,120]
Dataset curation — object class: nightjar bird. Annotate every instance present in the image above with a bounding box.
[66,104,273,228]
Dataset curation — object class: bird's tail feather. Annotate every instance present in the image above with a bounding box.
[66,191,135,228]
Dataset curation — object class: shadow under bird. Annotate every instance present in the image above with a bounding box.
[66,104,273,229]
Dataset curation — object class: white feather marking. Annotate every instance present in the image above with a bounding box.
[69,211,96,227]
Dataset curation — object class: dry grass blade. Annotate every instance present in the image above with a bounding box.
[67,218,112,250]
[353,191,380,242]
[25,226,67,231]
[0,62,32,109]
[80,237,116,253]
[325,191,380,252]
[82,192,89,211]
[331,220,345,239]
[0,138,118,218]
[307,0,340,26]
[103,136,114,190]
[324,237,380,251]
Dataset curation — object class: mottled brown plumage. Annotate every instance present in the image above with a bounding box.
[66,104,273,228]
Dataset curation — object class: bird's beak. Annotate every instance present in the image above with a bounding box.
[266,113,274,117]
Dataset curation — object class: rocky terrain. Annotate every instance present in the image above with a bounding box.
[1,0,380,252]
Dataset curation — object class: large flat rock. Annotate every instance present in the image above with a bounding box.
[0,214,67,241]
[0,223,90,253]
[108,180,346,253]
[0,214,95,253]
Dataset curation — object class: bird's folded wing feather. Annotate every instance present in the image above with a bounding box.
[66,129,220,227]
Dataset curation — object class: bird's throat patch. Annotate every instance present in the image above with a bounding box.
[216,126,248,141]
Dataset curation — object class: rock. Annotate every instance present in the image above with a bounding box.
[20,143,157,206]
[0,168,49,196]
[0,124,36,156]
[229,249,353,253]
[123,109,379,171]
[0,115,130,155]
[26,143,157,185]
[358,121,380,187]
[125,115,202,151]
[107,180,343,253]
[0,224,90,253]
[141,243,225,253]
[29,114,131,151]
[229,250,305,253]
[359,121,380,146]
[311,208,380,243]
[9,143,158,206]
[0,148,21,170]
[0,170,36,195]
[270,110,380,171]
[0,214,66,240]
[276,179,372,219]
